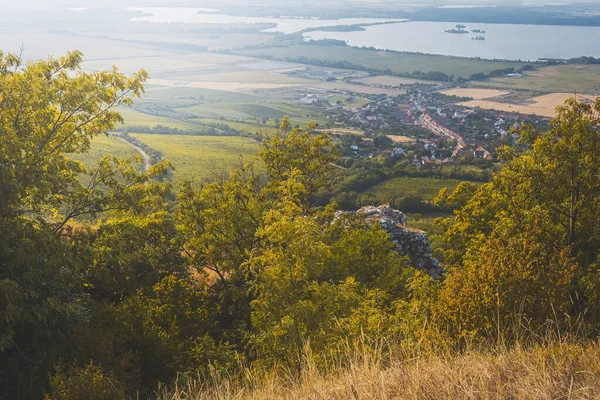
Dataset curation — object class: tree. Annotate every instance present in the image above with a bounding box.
[0,51,166,399]
[259,127,338,203]
[435,98,600,339]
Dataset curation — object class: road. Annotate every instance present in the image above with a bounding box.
[115,136,151,171]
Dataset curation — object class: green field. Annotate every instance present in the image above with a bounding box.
[71,135,141,171]
[117,106,196,130]
[196,118,279,136]
[130,134,260,185]
[366,177,467,202]
[238,46,526,79]
[481,64,600,94]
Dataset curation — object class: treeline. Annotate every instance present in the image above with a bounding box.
[116,132,163,166]
[115,123,242,136]
[316,155,494,213]
[247,53,456,82]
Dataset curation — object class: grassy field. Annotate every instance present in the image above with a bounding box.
[130,134,260,185]
[161,339,600,400]
[71,134,141,171]
[117,107,195,130]
[238,46,526,79]
[195,118,279,136]
[481,64,600,94]
[366,177,466,202]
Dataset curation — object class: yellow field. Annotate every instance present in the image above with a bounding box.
[386,135,415,143]
[147,78,306,92]
[441,88,510,100]
[458,93,597,118]
[321,128,365,136]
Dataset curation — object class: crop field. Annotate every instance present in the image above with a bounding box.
[129,134,260,185]
[238,46,526,79]
[321,128,365,136]
[354,75,434,86]
[146,78,306,92]
[482,64,600,94]
[386,135,415,143]
[458,93,596,118]
[143,85,259,103]
[117,107,195,130]
[170,70,310,85]
[440,88,510,100]
[315,82,406,96]
[70,134,141,171]
[366,177,467,202]
[195,118,279,136]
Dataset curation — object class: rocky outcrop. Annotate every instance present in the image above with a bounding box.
[354,205,442,278]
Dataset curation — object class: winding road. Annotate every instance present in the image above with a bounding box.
[115,136,152,171]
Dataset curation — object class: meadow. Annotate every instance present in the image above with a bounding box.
[70,134,141,171]
[129,134,261,185]
[482,64,600,94]
[118,106,196,130]
[238,45,526,79]
[365,177,466,203]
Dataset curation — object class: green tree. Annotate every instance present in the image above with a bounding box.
[435,98,600,339]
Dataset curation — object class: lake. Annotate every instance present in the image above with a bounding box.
[303,21,600,61]
[127,8,402,35]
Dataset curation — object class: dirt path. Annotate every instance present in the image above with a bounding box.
[115,136,152,171]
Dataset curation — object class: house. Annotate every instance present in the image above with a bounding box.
[392,147,405,157]
[473,146,492,160]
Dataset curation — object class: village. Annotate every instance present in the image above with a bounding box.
[313,82,550,168]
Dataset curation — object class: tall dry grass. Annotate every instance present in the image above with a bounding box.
[157,333,600,400]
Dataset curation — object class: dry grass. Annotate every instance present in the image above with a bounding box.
[440,88,510,100]
[147,78,306,92]
[158,338,600,400]
[386,135,415,143]
[458,93,597,118]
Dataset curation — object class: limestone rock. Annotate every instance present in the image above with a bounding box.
[355,205,441,278]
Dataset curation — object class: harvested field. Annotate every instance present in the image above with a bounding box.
[459,93,596,118]
[441,88,510,100]
[147,79,306,92]
[321,128,364,136]
[386,135,415,143]
[315,82,406,96]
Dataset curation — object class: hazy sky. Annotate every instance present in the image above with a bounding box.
[0,0,582,7]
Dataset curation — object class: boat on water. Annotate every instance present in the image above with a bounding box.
[445,24,469,34]
[472,35,485,41]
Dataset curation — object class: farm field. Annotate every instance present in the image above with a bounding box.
[481,64,600,94]
[117,107,195,130]
[354,75,434,86]
[440,88,510,100]
[129,134,260,185]
[365,177,467,203]
[386,135,415,143]
[167,70,310,85]
[458,93,596,118]
[195,118,279,136]
[70,134,142,172]
[146,79,305,92]
[238,46,526,79]
[315,81,406,96]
